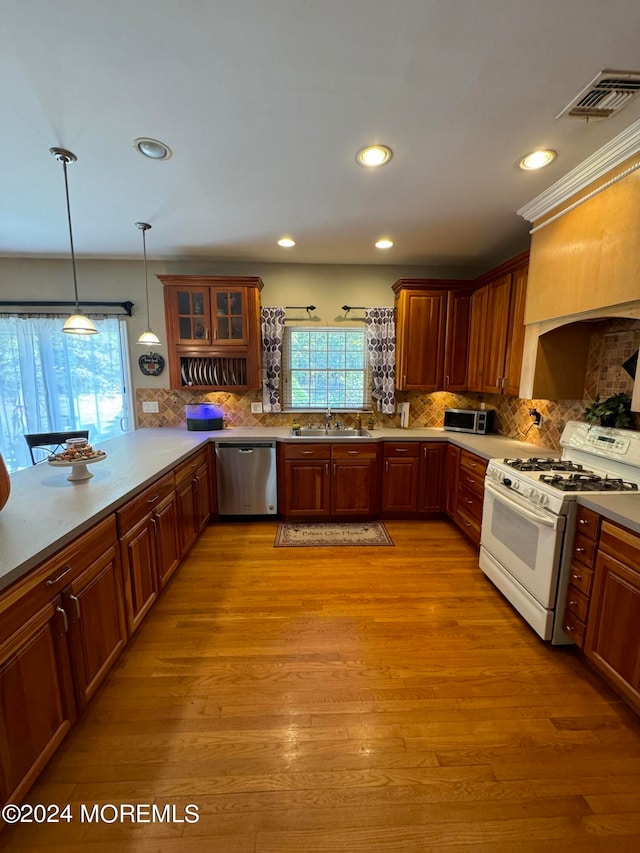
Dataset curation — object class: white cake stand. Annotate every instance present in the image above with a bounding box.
[48,451,107,482]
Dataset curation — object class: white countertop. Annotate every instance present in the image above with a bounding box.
[0,429,210,592]
[2,425,639,594]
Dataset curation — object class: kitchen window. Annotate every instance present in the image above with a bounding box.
[282,326,368,410]
[0,316,133,473]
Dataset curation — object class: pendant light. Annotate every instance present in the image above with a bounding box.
[135,222,160,346]
[50,148,98,335]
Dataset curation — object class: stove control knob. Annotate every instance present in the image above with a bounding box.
[503,478,512,487]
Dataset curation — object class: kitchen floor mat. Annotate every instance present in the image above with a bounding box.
[274,521,394,547]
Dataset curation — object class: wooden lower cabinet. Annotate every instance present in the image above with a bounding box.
[448,449,488,545]
[154,491,180,588]
[585,520,640,713]
[331,444,379,518]
[283,456,330,517]
[419,442,446,513]
[280,443,379,519]
[381,443,420,515]
[64,544,127,710]
[0,598,75,808]
[175,449,212,558]
[445,444,460,518]
[561,506,600,649]
[119,514,157,635]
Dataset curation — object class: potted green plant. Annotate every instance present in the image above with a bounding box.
[583,393,632,428]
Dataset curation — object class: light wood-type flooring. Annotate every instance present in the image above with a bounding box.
[3,519,640,852]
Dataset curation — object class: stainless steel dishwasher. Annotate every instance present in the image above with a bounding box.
[215,441,277,515]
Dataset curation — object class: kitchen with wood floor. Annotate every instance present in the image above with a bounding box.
[2,2,640,850]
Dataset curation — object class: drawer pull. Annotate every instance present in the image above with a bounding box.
[571,573,582,580]
[465,497,474,504]
[301,450,314,455]
[395,448,408,453]
[575,547,585,553]
[147,494,160,504]
[347,450,359,455]
[466,477,476,484]
[578,519,589,525]
[46,565,73,587]
[568,599,577,606]
[564,624,574,633]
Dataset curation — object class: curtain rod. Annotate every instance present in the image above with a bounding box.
[342,305,366,313]
[0,300,135,316]
[285,304,316,312]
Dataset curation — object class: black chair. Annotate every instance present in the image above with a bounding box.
[24,430,90,465]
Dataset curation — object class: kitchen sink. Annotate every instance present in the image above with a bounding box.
[289,427,371,438]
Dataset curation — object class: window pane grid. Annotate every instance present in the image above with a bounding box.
[284,327,367,410]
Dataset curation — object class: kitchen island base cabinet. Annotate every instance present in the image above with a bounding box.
[0,599,75,809]
[175,450,212,559]
[64,544,127,710]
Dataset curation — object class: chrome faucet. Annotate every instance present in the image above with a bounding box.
[325,407,332,429]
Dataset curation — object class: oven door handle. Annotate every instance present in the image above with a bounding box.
[484,481,559,528]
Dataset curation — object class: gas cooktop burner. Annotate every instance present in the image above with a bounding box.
[505,457,587,473]
[539,473,640,493]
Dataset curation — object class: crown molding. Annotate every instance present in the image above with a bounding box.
[517,118,640,223]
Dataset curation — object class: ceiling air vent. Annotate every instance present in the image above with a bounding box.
[556,69,640,120]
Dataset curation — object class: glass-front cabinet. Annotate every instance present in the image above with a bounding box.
[159,276,262,390]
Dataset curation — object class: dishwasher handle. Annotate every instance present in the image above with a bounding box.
[216,442,276,450]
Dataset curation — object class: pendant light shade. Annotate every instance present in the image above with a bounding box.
[135,222,161,346]
[50,148,98,336]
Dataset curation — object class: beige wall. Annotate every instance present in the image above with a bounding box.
[0,256,477,391]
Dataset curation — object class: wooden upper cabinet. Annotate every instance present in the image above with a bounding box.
[443,290,472,391]
[467,285,488,392]
[159,275,263,390]
[468,253,529,396]
[393,280,474,392]
[394,287,446,391]
[481,273,512,394]
[503,264,528,397]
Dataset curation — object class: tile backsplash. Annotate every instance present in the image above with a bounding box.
[137,319,639,452]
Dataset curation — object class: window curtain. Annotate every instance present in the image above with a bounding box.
[0,315,131,472]
[261,307,286,412]
[365,307,396,414]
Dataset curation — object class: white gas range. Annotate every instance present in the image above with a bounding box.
[479,420,640,644]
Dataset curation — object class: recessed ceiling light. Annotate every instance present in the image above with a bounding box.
[133,137,172,160]
[277,237,296,248]
[518,149,557,171]
[375,238,394,250]
[356,145,393,167]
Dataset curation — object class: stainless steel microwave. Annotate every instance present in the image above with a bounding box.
[443,408,494,434]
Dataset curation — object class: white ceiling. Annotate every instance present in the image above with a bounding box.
[2,0,640,269]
